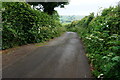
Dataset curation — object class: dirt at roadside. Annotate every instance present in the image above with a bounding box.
[2,44,40,69]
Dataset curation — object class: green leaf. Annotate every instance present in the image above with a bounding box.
[112,56,120,62]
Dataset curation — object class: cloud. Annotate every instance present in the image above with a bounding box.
[55,0,119,15]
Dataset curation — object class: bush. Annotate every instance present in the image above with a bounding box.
[2,2,66,49]
[65,5,120,78]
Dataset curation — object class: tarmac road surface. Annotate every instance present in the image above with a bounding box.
[2,32,91,78]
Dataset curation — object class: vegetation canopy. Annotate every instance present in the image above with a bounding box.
[27,1,69,15]
[64,4,120,78]
[1,1,120,78]
[2,2,66,49]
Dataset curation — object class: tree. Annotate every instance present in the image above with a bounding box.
[27,2,69,15]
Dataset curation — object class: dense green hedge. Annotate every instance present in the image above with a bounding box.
[2,2,66,49]
[65,5,120,78]
[0,2,2,50]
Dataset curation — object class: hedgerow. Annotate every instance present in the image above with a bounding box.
[65,5,120,78]
[2,2,66,49]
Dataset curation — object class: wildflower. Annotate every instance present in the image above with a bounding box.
[90,34,93,37]
[98,74,104,78]
[38,28,41,31]
[49,25,51,28]
[106,25,109,27]
[99,38,104,41]
[85,37,91,40]
[1,8,5,11]
[94,36,98,39]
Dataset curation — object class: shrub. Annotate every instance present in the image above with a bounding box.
[65,5,120,78]
[2,2,65,49]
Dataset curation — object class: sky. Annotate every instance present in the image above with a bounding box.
[55,0,119,16]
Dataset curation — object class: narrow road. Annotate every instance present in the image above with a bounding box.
[3,32,91,78]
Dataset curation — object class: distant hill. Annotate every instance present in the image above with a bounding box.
[60,15,85,24]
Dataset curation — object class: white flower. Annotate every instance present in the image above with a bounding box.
[85,37,91,40]
[38,31,40,33]
[90,34,93,37]
[106,25,109,27]
[38,28,41,31]
[99,39,104,41]
[49,25,51,28]
[98,74,104,78]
